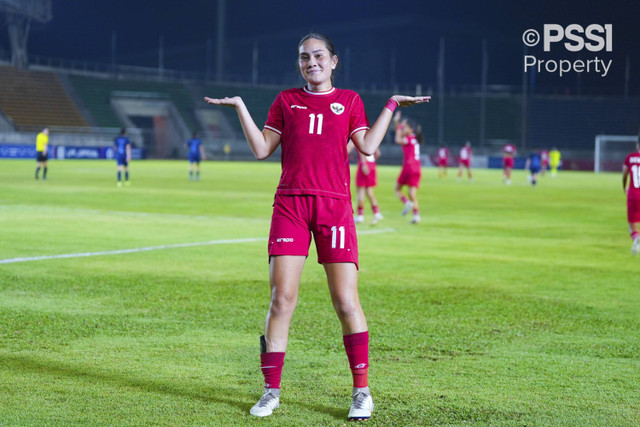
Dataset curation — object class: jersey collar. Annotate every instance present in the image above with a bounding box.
[303,86,336,96]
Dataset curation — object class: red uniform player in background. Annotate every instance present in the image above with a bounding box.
[353,145,383,225]
[540,149,549,175]
[394,114,423,224]
[457,141,473,182]
[437,145,449,178]
[622,140,640,255]
[503,143,516,185]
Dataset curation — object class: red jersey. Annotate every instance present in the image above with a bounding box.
[624,152,640,200]
[503,144,516,156]
[460,145,471,161]
[540,150,549,165]
[264,87,370,200]
[400,134,421,173]
[437,147,449,161]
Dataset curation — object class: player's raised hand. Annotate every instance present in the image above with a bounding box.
[391,95,431,107]
[204,96,243,107]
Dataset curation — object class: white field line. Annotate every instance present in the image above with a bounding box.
[0,228,395,265]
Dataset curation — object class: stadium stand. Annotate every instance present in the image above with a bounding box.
[0,65,88,129]
[68,74,198,131]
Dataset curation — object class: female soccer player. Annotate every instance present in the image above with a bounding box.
[622,141,640,255]
[204,33,429,421]
[394,116,423,224]
[502,143,516,185]
[354,147,383,225]
[457,141,472,182]
[186,131,206,181]
[113,128,131,187]
[524,149,542,186]
[436,145,449,178]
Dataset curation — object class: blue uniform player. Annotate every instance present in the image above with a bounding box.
[114,128,131,187]
[186,132,206,181]
[525,150,542,186]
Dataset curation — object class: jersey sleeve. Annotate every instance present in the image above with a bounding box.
[264,93,284,135]
[348,94,370,138]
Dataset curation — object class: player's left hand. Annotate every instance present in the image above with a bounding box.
[391,95,431,107]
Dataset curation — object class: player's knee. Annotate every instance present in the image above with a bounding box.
[332,298,359,320]
[269,292,298,316]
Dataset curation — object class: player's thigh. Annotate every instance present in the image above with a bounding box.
[312,197,358,267]
[268,195,313,258]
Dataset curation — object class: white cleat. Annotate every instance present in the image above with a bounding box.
[505,179,511,185]
[401,201,413,216]
[354,215,364,224]
[250,389,280,417]
[348,390,373,421]
[632,237,640,256]
[411,214,421,224]
[371,212,383,225]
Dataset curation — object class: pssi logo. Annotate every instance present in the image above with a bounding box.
[523,24,612,52]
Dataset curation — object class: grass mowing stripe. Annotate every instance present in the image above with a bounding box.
[0,228,396,264]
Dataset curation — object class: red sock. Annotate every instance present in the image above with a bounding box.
[372,205,380,214]
[413,208,419,215]
[343,331,369,388]
[357,206,364,216]
[400,196,408,204]
[260,352,285,389]
[632,231,639,240]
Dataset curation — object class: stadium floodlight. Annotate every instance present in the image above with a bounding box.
[0,0,52,23]
[594,134,640,173]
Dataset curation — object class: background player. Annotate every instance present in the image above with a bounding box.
[524,149,542,186]
[35,127,49,180]
[204,33,430,421]
[114,128,131,187]
[394,116,423,224]
[186,131,206,181]
[540,148,549,175]
[457,141,473,182]
[622,140,640,255]
[502,143,516,185]
[549,147,561,177]
[351,143,383,225]
[437,144,449,178]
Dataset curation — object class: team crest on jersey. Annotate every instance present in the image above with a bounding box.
[330,103,345,115]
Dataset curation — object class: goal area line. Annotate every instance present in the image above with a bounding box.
[0,228,396,265]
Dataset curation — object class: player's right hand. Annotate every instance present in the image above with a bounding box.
[204,96,242,107]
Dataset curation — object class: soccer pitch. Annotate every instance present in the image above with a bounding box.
[0,159,638,426]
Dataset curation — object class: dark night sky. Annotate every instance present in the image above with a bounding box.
[2,0,639,95]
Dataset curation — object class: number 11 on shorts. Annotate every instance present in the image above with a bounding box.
[331,225,345,249]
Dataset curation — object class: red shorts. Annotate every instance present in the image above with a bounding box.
[397,168,421,188]
[356,164,377,188]
[459,159,470,168]
[268,195,358,267]
[437,158,447,167]
[628,198,640,223]
[503,157,514,169]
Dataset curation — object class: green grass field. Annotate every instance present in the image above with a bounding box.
[0,159,638,426]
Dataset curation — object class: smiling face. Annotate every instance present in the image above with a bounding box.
[298,37,337,92]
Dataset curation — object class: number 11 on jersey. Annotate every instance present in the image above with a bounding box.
[309,113,323,135]
[331,225,345,249]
